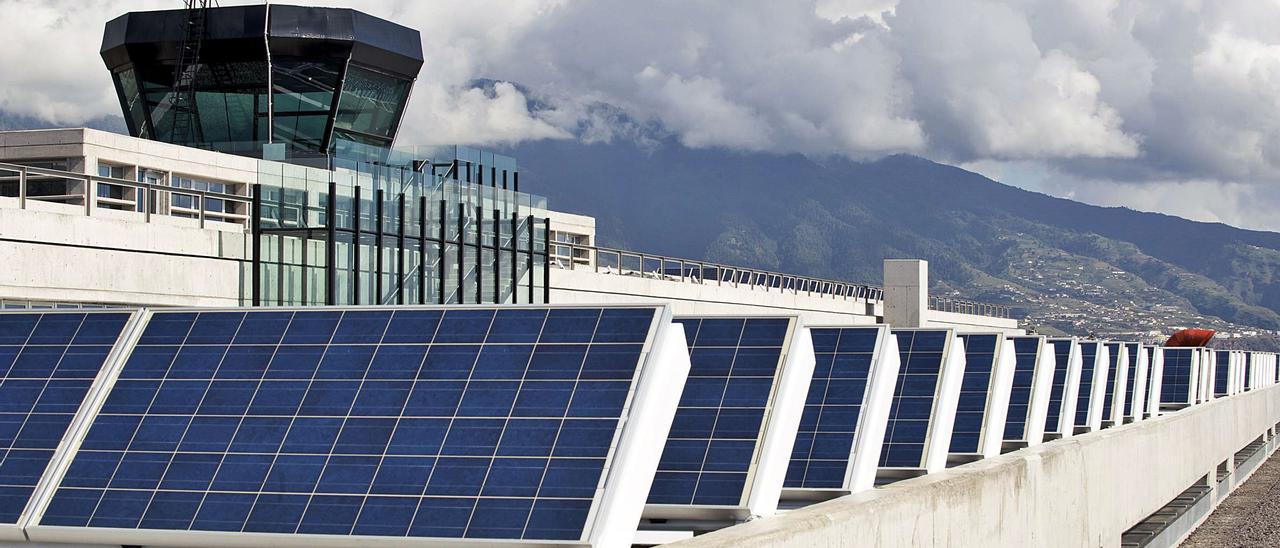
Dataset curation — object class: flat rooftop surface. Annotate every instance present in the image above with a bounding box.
[1183,452,1280,547]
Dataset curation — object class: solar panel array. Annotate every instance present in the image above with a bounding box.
[34,306,674,545]
[1004,337,1046,445]
[785,326,891,493]
[881,330,957,471]
[648,316,802,517]
[3,303,1273,545]
[0,311,133,532]
[951,334,999,455]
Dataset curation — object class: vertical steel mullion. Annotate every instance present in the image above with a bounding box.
[397,193,406,305]
[543,218,551,304]
[298,191,307,305]
[325,182,337,306]
[457,203,466,304]
[276,231,285,307]
[418,196,428,305]
[376,189,385,304]
[476,207,484,303]
[352,185,361,305]
[251,184,262,306]
[493,209,501,303]
[511,212,519,304]
[527,214,535,304]
[438,200,447,304]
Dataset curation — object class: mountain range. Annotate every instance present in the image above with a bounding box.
[506,137,1280,339]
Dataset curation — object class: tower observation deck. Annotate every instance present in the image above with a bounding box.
[101,4,423,158]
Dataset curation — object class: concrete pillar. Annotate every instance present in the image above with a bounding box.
[884,259,928,327]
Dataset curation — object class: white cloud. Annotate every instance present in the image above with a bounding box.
[3,0,1280,229]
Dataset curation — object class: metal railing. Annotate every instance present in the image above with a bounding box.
[928,296,1011,319]
[0,161,251,228]
[549,242,885,302]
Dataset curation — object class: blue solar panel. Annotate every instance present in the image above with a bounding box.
[1004,337,1041,441]
[38,306,663,543]
[648,317,791,508]
[785,326,881,490]
[1100,343,1123,425]
[1075,342,1101,427]
[951,334,998,454]
[1044,339,1075,434]
[0,311,132,528]
[881,330,950,468]
[1123,344,1141,418]
[1162,348,1195,404]
[1215,351,1230,397]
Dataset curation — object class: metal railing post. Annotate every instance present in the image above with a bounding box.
[17,167,26,209]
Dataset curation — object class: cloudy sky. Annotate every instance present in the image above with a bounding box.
[4,0,1280,230]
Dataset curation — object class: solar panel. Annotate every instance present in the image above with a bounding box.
[1003,337,1054,447]
[1043,339,1082,439]
[1073,342,1108,433]
[783,326,898,497]
[646,316,813,520]
[29,305,691,547]
[1099,343,1128,427]
[949,334,1014,460]
[1122,344,1147,422]
[1214,351,1230,397]
[1160,347,1198,407]
[0,310,137,542]
[880,329,965,475]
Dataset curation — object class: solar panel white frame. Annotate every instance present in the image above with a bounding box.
[1024,341,1055,446]
[26,304,693,548]
[1198,348,1213,403]
[1125,344,1149,423]
[781,325,900,498]
[877,329,966,476]
[1145,347,1163,418]
[1234,351,1246,395]
[1102,343,1129,427]
[745,322,814,519]
[643,315,815,522]
[1043,338,1082,439]
[0,310,144,543]
[950,334,1014,461]
[1234,351,1241,394]
[1074,341,1109,434]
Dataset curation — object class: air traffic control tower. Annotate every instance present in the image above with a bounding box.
[100,4,423,158]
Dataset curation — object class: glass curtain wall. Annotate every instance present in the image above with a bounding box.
[253,146,548,307]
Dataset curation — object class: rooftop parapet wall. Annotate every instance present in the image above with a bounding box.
[667,384,1280,548]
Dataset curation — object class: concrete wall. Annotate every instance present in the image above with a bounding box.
[928,309,1021,334]
[0,196,247,307]
[668,385,1280,548]
[551,268,881,325]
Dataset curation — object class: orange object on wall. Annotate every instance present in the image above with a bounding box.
[1165,328,1216,347]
